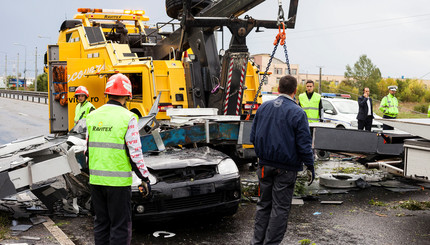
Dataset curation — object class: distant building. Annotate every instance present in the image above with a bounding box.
[251,54,346,92]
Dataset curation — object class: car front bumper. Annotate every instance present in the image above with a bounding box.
[131,174,241,220]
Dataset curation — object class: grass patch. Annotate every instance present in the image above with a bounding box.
[398,200,430,210]
[54,221,70,227]
[331,166,370,175]
[299,239,316,245]
[0,212,10,240]
[369,199,388,206]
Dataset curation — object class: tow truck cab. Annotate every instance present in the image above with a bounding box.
[46,8,263,133]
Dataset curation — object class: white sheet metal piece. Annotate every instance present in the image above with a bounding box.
[0,136,46,156]
[8,154,75,189]
[166,108,218,116]
[376,118,430,140]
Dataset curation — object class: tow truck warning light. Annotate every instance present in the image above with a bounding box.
[78,8,145,15]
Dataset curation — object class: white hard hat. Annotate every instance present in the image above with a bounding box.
[388,85,398,91]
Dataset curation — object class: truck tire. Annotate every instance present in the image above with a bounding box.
[166,0,213,19]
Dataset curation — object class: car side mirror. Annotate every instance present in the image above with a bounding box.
[325,109,335,115]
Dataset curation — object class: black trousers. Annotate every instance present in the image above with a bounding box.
[358,116,373,131]
[382,115,396,130]
[251,165,297,245]
[91,184,132,245]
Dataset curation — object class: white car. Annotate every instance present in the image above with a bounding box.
[321,97,383,131]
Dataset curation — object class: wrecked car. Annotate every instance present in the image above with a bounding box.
[0,133,241,220]
[130,146,241,220]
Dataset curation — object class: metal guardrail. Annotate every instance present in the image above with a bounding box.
[0,90,49,104]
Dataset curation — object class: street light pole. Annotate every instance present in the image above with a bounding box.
[14,43,27,90]
[16,53,19,90]
[0,52,6,86]
[35,47,38,91]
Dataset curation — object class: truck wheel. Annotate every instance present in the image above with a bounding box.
[166,0,213,19]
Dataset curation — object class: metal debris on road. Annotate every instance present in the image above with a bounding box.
[320,201,343,205]
[153,231,176,238]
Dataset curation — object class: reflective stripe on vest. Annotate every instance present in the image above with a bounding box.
[299,92,321,123]
[88,142,126,150]
[86,105,138,187]
[90,169,132,178]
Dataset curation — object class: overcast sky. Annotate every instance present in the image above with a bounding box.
[1,0,430,80]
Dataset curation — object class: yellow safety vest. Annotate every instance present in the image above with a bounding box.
[299,92,321,122]
[379,94,398,117]
[86,105,138,186]
[74,101,95,124]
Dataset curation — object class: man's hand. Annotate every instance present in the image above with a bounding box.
[306,165,315,186]
[138,177,151,198]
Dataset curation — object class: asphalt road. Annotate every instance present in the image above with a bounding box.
[0,97,49,144]
[49,175,430,245]
[1,98,430,245]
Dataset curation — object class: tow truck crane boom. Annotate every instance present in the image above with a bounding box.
[154,0,299,115]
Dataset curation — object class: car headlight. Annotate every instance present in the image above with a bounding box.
[351,120,358,127]
[217,158,239,175]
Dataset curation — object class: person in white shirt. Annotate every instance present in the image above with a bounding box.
[357,87,373,131]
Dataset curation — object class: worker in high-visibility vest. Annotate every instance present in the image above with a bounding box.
[86,73,150,245]
[379,85,399,130]
[298,80,323,123]
[74,86,95,125]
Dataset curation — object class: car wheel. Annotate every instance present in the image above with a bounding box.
[319,174,361,188]
[166,0,213,19]
[336,125,346,129]
[316,150,330,160]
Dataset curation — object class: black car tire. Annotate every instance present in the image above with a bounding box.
[165,0,213,19]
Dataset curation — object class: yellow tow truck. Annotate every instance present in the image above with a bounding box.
[46,8,262,133]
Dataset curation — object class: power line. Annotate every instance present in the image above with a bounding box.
[248,13,430,41]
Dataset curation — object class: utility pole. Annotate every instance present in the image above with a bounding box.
[35,47,38,91]
[0,52,7,87]
[318,66,323,93]
[14,43,27,90]
[4,54,6,80]
[16,53,19,89]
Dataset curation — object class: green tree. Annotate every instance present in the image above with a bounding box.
[376,78,397,100]
[402,79,426,102]
[345,54,381,95]
[36,73,48,92]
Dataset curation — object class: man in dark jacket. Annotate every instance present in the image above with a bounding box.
[250,75,314,245]
[357,87,373,131]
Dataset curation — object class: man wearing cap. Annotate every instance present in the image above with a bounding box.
[379,85,399,130]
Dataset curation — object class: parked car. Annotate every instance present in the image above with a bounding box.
[321,95,382,131]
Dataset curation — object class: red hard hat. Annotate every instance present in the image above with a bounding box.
[75,86,89,97]
[105,73,132,98]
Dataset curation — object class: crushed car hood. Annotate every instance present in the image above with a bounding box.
[143,146,229,170]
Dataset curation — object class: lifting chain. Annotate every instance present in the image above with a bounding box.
[245,21,291,120]
[277,0,285,26]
